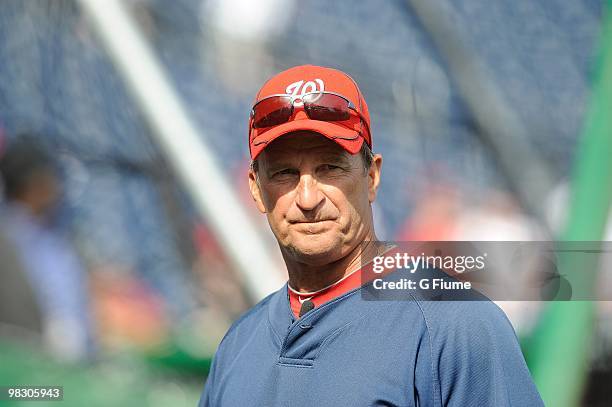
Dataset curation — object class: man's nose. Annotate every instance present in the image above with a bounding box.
[295,174,324,211]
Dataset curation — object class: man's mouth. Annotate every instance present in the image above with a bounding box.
[289,219,335,224]
[289,220,336,234]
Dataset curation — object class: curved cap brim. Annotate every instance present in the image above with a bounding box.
[250,119,365,159]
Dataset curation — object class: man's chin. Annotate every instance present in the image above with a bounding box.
[283,239,344,266]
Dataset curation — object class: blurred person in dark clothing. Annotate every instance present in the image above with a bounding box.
[0,135,94,361]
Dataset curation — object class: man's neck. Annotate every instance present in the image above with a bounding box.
[284,232,380,293]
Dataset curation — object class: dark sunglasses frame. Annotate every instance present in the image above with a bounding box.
[250,91,370,138]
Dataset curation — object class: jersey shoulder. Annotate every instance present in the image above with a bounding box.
[215,287,282,349]
[417,297,514,332]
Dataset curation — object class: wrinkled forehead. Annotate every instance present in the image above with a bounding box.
[259,131,348,162]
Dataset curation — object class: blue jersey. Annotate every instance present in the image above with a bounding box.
[198,280,543,406]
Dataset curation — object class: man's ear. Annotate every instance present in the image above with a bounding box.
[248,169,267,214]
[367,154,383,203]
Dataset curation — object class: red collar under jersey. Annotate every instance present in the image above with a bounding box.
[287,248,401,318]
[288,268,363,319]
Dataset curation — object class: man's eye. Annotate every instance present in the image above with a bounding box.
[272,169,298,178]
[320,164,341,171]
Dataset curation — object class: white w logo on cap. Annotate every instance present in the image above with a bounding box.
[285,79,325,106]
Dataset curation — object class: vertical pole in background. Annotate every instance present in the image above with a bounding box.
[527,1,612,406]
[76,0,284,301]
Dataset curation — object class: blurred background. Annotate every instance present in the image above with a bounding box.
[0,0,610,406]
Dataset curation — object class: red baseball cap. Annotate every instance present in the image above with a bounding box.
[248,65,371,159]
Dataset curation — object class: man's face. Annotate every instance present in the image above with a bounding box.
[249,131,382,265]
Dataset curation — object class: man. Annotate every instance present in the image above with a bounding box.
[198,65,543,406]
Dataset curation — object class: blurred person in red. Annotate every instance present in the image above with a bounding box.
[0,135,94,361]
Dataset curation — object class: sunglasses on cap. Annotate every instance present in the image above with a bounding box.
[250,91,371,140]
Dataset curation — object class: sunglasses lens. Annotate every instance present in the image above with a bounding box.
[253,96,293,128]
[303,93,351,121]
